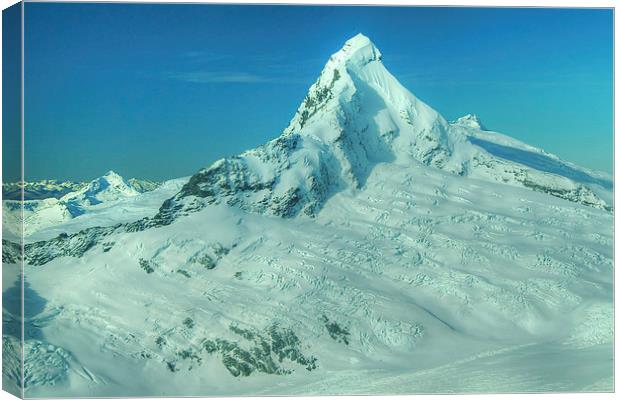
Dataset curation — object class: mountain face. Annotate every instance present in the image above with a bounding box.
[2,34,613,396]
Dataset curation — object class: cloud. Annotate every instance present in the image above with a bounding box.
[181,51,231,62]
[169,71,274,84]
[165,48,325,85]
[166,70,315,85]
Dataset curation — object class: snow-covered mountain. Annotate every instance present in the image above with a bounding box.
[153,34,611,227]
[61,170,142,214]
[2,34,613,397]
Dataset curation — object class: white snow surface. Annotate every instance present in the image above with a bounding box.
[2,34,613,396]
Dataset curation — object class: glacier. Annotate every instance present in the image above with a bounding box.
[2,33,613,397]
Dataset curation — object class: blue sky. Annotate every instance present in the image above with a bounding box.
[21,4,613,181]
[3,2,21,182]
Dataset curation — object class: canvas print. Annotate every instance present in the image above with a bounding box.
[1,3,614,397]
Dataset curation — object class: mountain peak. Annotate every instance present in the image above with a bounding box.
[330,33,382,67]
[452,114,487,130]
[60,170,139,207]
[98,170,129,188]
[102,170,123,180]
[342,33,373,52]
[277,33,452,181]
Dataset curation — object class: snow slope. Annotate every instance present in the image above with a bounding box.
[2,34,613,397]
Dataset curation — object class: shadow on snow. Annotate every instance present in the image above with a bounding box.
[468,137,612,190]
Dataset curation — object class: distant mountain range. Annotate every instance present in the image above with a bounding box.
[2,171,185,241]
[2,173,160,201]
